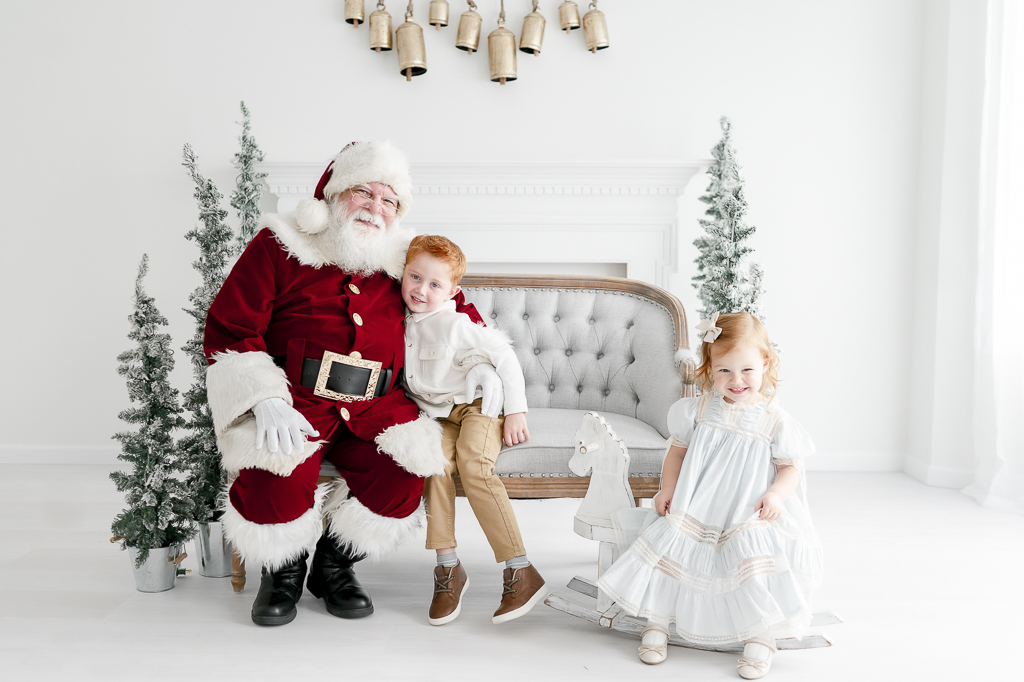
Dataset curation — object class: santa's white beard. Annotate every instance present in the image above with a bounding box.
[315,205,405,276]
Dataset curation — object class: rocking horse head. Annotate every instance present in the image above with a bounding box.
[570,412,635,525]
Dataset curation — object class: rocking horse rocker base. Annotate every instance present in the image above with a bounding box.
[544,580,842,654]
[543,412,842,655]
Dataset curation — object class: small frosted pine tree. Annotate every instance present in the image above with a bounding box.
[692,117,766,321]
[111,255,193,566]
[179,144,233,524]
[231,101,267,254]
[177,104,266,521]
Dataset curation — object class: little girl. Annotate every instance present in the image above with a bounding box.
[597,312,823,679]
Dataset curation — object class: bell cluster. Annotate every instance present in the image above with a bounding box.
[344,1,610,84]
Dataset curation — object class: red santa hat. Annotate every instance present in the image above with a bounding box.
[293,140,413,235]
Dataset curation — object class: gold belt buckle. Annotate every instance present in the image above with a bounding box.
[313,351,383,402]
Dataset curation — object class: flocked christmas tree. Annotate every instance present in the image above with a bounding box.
[692,117,766,321]
[230,101,267,255]
[178,145,234,524]
[111,255,193,566]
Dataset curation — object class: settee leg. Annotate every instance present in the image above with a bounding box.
[231,550,246,593]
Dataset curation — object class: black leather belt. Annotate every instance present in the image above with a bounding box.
[273,352,392,402]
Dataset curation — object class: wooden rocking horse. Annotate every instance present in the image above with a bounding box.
[543,412,842,654]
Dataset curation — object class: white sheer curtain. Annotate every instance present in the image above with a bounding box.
[967,0,1024,514]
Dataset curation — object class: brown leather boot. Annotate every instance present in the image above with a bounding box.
[492,564,548,624]
[428,561,470,626]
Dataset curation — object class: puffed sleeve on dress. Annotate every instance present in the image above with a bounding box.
[770,414,816,466]
[666,397,698,448]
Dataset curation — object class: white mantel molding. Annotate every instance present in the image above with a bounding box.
[261,161,710,289]
[263,162,710,208]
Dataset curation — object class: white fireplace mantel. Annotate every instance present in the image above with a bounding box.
[261,161,709,288]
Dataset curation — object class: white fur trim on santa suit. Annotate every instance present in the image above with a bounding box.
[206,350,291,431]
[206,349,319,476]
[217,413,323,477]
[260,211,412,281]
[452,321,515,374]
[385,230,414,280]
[322,479,426,561]
[374,413,447,477]
[222,482,329,571]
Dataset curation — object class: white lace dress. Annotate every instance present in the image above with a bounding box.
[597,392,824,645]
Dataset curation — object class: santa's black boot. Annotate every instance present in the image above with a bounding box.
[306,532,374,618]
[251,552,308,626]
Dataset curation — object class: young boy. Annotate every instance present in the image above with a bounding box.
[401,234,547,626]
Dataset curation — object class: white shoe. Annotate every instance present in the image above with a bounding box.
[638,625,669,665]
[737,636,776,679]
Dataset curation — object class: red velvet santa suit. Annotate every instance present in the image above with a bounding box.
[203,143,481,571]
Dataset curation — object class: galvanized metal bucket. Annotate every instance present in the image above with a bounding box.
[195,520,234,578]
[129,544,186,593]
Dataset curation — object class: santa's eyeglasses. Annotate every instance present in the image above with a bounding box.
[346,185,400,216]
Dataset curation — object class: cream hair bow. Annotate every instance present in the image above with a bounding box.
[696,313,723,343]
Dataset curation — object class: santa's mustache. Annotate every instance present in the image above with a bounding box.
[346,208,386,231]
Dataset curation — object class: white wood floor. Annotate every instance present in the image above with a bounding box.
[0,466,1019,681]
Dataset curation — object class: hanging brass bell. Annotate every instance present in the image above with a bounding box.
[428,0,449,30]
[558,2,581,34]
[396,15,427,80]
[488,20,517,84]
[582,3,609,52]
[345,0,365,27]
[455,5,482,53]
[519,5,545,56]
[368,4,393,52]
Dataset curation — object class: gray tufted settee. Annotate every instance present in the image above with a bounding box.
[457,274,696,503]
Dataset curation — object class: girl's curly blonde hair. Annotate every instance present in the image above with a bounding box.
[695,312,781,400]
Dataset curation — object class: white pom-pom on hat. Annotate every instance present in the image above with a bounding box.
[294,198,330,235]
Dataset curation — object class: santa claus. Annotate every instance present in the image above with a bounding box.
[204,141,500,626]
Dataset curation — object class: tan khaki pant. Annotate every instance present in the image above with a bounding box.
[424,399,526,563]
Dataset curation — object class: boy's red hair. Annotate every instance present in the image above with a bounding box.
[406,235,467,286]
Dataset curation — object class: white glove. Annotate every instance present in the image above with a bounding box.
[465,364,504,418]
[252,397,319,455]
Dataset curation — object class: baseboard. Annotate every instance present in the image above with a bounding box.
[2,444,907,473]
[804,452,904,472]
[904,457,973,489]
[0,445,121,464]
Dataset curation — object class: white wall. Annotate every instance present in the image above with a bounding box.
[905,0,989,489]
[0,0,929,468]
